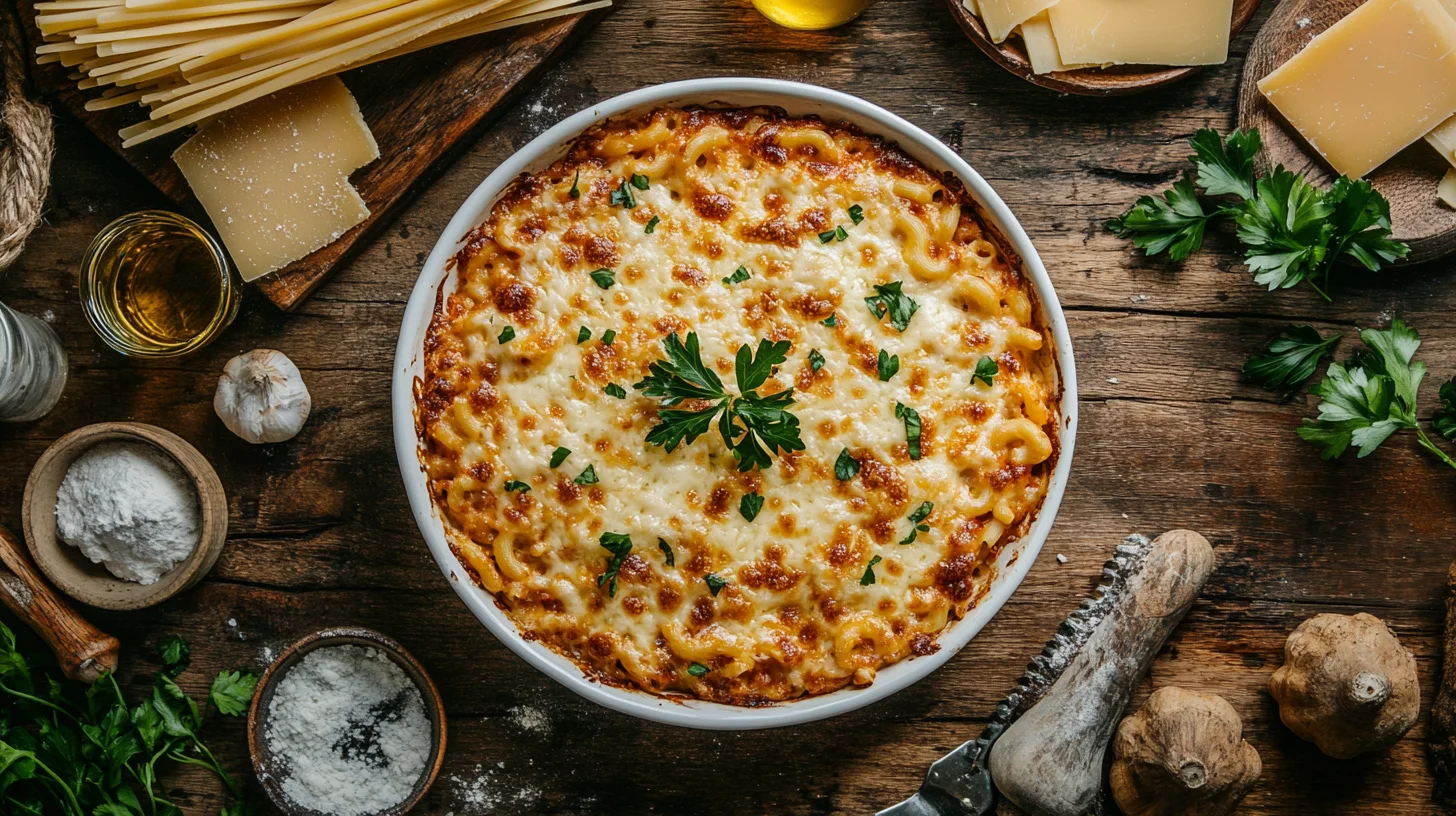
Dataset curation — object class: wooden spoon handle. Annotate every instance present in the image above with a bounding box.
[0,524,119,683]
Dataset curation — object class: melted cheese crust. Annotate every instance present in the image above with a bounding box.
[417,107,1060,704]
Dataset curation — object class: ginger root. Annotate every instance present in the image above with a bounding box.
[1269,612,1418,758]
[1110,687,1261,816]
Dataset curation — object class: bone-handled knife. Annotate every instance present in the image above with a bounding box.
[879,530,1215,816]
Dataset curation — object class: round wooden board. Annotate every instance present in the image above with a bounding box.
[945,0,1264,96]
[1238,0,1456,264]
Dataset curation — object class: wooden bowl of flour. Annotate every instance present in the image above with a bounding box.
[22,422,227,610]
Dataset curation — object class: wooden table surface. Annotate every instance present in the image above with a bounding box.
[4,1,1455,813]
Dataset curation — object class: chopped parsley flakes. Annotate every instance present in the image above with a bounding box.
[549,447,571,468]
[577,326,591,344]
[498,325,515,344]
[973,356,998,387]
[705,573,728,596]
[658,537,675,567]
[848,204,865,225]
[877,349,900,381]
[574,464,599,486]
[687,662,709,678]
[722,265,750,285]
[866,281,919,332]
[609,181,636,209]
[895,402,923,460]
[899,501,934,545]
[835,448,860,481]
[602,329,617,346]
[645,215,660,234]
[597,532,632,596]
[740,492,764,521]
[861,555,882,586]
[630,173,650,190]
[809,349,825,372]
[568,170,580,199]
[604,383,627,399]
[589,268,616,289]
[503,480,530,494]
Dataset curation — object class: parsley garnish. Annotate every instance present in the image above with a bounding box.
[877,349,900,382]
[848,204,865,225]
[498,325,515,344]
[504,480,530,493]
[1436,380,1456,443]
[634,332,806,471]
[604,383,627,399]
[835,448,860,481]
[597,532,632,596]
[589,268,615,289]
[899,501,933,545]
[723,265,750,285]
[861,555,882,586]
[577,326,591,344]
[809,349,825,372]
[1243,325,1340,394]
[1108,128,1409,301]
[819,225,849,243]
[574,464,599,485]
[822,313,838,327]
[687,662,709,677]
[1297,318,1456,471]
[973,356,997,387]
[631,173,650,190]
[658,537,675,567]
[740,492,764,521]
[568,169,580,199]
[610,181,636,209]
[895,402,923,460]
[210,670,260,717]
[865,282,919,332]
[602,329,617,346]
[645,215,660,234]
[705,573,728,596]
[550,447,571,468]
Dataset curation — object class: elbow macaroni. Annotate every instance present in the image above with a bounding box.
[416,107,1060,705]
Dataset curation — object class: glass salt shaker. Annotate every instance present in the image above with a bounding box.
[0,301,68,422]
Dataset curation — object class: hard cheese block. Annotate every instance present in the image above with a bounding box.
[1442,169,1456,208]
[1048,0,1234,66]
[1427,115,1456,170]
[979,0,1057,43]
[172,76,379,282]
[1019,12,1093,74]
[1257,0,1456,179]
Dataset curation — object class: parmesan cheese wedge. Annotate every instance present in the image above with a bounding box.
[1048,0,1234,66]
[1257,0,1456,179]
[1441,169,1456,209]
[171,76,378,281]
[977,0,1055,44]
[1426,116,1456,171]
[1017,11,1093,74]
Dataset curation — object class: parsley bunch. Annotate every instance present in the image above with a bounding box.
[634,332,805,471]
[1298,318,1456,471]
[0,620,257,815]
[1108,129,1409,301]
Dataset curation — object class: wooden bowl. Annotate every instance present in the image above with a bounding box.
[247,628,448,816]
[945,0,1265,95]
[21,422,227,611]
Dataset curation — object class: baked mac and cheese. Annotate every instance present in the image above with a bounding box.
[417,107,1060,704]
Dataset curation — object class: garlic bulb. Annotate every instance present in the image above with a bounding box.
[214,349,311,444]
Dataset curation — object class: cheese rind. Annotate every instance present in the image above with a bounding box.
[1048,0,1233,66]
[1258,0,1456,179]
[172,76,376,281]
[1426,115,1456,171]
[1018,11,1093,74]
[978,0,1056,43]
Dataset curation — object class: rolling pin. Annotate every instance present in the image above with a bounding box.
[988,529,1215,816]
[0,524,118,683]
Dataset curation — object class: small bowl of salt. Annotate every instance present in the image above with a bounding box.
[21,421,228,610]
[248,627,448,816]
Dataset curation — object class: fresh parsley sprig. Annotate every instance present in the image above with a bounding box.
[634,332,806,471]
[1108,128,1409,301]
[1298,318,1456,471]
[1242,325,1339,395]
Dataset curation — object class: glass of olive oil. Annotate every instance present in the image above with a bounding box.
[751,0,879,29]
[80,211,240,358]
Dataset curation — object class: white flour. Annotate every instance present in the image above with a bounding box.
[265,645,431,816]
[55,441,199,584]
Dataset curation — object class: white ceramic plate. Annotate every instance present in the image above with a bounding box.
[392,78,1078,730]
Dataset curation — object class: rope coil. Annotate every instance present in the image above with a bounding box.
[0,4,53,274]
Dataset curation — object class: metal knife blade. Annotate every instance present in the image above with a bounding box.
[878,534,1155,816]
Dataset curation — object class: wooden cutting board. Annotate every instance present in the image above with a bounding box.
[16,1,609,311]
[1237,0,1456,265]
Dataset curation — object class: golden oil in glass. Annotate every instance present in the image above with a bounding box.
[81,211,240,358]
[751,0,878,29]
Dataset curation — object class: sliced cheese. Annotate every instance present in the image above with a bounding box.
[978,0,1055,43]
[1427,115,1456,170]
[1049,0,1233,66]
[1257,0,1456,179]
[962,0,980,15]
[171,76,377,281]
[1018,11,1092,74]
[1442,169,1456,209]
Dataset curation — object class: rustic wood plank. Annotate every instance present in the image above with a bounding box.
[5,0,1456,813]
